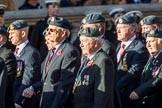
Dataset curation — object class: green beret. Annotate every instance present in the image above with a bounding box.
[140,15,161,25]
[8,20,28,31]
[78,27,101,37]
[0,26,7,36]
[146,29,162,38]
[47,16,71,30]
[82,13,105,24]
[115,14,136,24]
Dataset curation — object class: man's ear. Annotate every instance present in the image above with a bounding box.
[21,30,26,38]
[0,35,3,42]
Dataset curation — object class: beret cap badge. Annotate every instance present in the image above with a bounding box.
[51,17,55,21]
[140,20,144,25]
[150,30,155,35]
[9,25,15,30]
[82,29,86,33]
[118,18,123,24]
[82,18,86,24]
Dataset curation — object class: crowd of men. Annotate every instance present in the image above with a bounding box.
[0,0,162,108]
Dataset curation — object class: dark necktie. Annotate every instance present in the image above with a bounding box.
[145,56,155,74]
[117,43,126,62]
[14,47,19,55]
[45,48,55,72]
[81,58,90,70]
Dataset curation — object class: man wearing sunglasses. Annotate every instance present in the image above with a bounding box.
[41,16,80,108]
[30,0,60,62]
[23,16,80,108]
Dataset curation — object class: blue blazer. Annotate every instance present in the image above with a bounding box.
[117,38,149,94]
[116,38,149,108]
[134,51,162,108]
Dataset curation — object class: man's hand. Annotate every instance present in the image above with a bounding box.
[15,104,21,108]
[22,87,34,98]
[129,91,139,100]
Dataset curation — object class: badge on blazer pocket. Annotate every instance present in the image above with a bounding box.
[120,54,128,71]
[16,60,24,78]
[152,66,160,78]
[82,75,90,86]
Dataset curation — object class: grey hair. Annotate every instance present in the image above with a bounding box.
[158,38,162,44]
[88,36,102,45]
[58,27,71,38]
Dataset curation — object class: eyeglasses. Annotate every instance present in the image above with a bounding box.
[46,28,56,32]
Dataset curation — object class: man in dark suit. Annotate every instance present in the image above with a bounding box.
[129,29,162,108]
[25,16,80,108]
[72,27,115,108]
[30,0,60,62]
[115,14,149,108]
[0,26,17,108]
[8,20,41,108]
[0,57,7,108]
[81,13,121,108]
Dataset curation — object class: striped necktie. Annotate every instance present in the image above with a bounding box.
[14,47,19,55]
[45,48,55,72]
[117,43,126,62]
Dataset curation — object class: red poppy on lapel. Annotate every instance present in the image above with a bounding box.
[87,60,93,67]
[57,49,62,56]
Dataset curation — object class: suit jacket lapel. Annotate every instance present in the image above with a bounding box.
[117,38,138,69]
[42,52,50,80]
[0,46,5,55]
[77,55,87,73]
[43,41,67,80]
[142,51,162,81]
[18,43,30,57]
[116,42,121,53]
[79,49,102,74]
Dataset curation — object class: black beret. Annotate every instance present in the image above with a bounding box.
[115,14,136,24]
[8,20,28,31]
[146,29,162,38]
[82,13,105,24]
[0,26,7,36]
[140,15,161,25]
[47,16,71,30]
[125,10,143,23]
[109,7,125,17]
[78,27,101,37]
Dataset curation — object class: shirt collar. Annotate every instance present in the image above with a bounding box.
[54,39,65,53]
[122,35,136,49]
[16,40,29,55]
[154,49,162,59]
[0,45,3,48]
